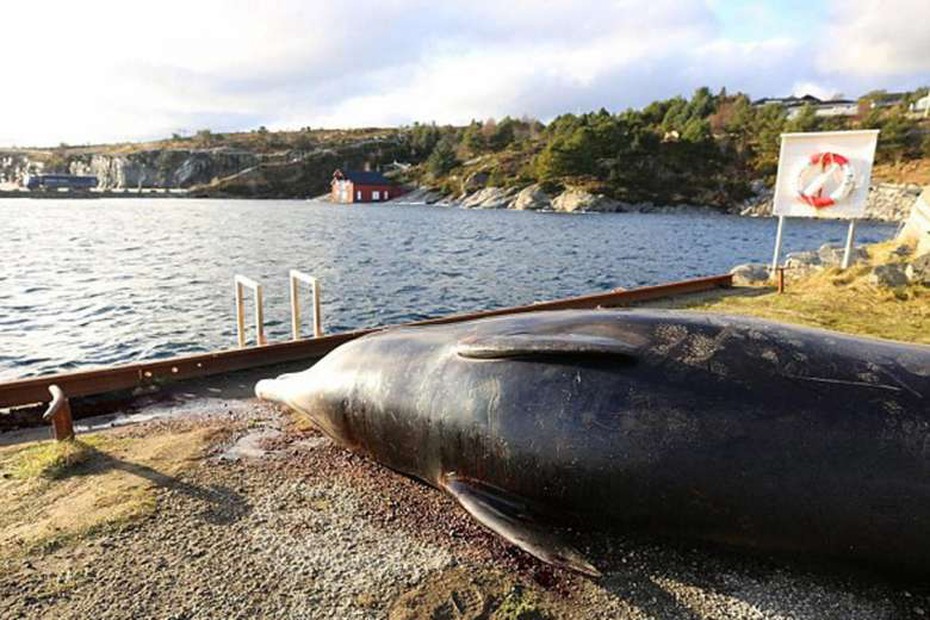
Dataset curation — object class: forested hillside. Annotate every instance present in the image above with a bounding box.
[406,87,930,207]
[3,87,927,205]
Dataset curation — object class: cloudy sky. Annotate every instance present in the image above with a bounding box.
[1,0,927,147]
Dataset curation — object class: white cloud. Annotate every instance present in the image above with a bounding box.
[791,82,841,101]
[817,0,930,76]
[0,0,924,146]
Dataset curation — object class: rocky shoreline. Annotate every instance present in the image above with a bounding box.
[397,182,924,222]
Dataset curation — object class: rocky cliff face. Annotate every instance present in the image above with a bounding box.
[0,135,410,195]
[0,153,41,185]
[66,149,261,189]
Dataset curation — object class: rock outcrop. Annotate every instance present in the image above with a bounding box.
[870,264,910,288]
[550,188,622,213]
[67,149,261,189]
[729,264,771,285]
[459,187,518,209]
[511,184,551,211]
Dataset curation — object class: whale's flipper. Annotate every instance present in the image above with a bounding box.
[442,474,601,577]
[456,333,638,361]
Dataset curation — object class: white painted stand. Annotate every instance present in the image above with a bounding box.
[841,219,858,269]
[234,275,265,347]
[770,215,786,273]
[289,270,323,339]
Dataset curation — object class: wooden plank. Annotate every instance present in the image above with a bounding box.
[0,274,731,408]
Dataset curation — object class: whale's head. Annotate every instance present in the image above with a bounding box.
[254,328,429,452]
[254,351,361,447]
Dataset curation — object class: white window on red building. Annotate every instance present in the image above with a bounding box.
[372,190,380,200]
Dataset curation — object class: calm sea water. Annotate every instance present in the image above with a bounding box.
[0,198,896,381]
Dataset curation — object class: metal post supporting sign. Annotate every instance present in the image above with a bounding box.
[770,130,879,272]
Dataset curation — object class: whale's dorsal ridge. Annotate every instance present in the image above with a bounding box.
[456,333,639,362]
[441,474,601,577]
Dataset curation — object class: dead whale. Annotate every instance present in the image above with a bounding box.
[255,309,930,576]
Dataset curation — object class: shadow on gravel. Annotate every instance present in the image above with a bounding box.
[61,445,251,526]
[582,533,927,620]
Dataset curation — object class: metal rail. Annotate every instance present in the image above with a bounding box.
[0,274,732,409]
[43,385,74,441]
[289,270,323,339]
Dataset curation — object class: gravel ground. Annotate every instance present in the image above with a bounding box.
[1,398,929,619]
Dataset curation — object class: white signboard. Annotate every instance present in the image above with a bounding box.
[773,130,879,219]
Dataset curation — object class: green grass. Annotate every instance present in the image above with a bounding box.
[9,437,103,480]
[493,585,548,620]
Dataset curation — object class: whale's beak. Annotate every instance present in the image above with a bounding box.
[254,378,283,403]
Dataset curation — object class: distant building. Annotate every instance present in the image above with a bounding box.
[330,169,404,203]
[911,94,930,117]
[805,99,858,119]
[752,94,820,108]
[23,174,98,191]
[868,92,908,109]
[752,94,859,120]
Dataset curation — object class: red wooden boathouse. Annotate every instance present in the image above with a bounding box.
[330,169,404,203]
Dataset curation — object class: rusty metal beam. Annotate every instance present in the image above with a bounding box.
[0,274,731,409]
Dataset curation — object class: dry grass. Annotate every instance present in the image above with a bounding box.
[683,240,930,344]
[872,159,930,186]
[0,426,218,555]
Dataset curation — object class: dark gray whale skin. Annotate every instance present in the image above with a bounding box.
[256,309,930,575]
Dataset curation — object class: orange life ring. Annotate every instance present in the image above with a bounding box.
[796,152,856,209]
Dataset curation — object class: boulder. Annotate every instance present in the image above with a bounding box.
[460,187,516,209]
[906,253,930,287]
[511,184,551,211]
[892,244,914,258]
[551,189,622,213]
[730,264,770,286]
[870,264,909,288]
[817,243,868,267]
[784,251,821,270]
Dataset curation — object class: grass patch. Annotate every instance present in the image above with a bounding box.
[493,585,548,620]
[11,437,101,480]
[0,425,218,557]
[682,240,930,344]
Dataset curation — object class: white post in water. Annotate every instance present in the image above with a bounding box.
[289,270,323,339]
[841,219,858,269]
[771,215,786,273]
[234,275,265,347]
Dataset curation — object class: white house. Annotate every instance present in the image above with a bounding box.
[910,94,930,117]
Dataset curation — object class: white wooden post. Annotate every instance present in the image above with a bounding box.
[841,219,858,269]
[289,270,323,339]
[771,215,786,273]
[234,275,265,347]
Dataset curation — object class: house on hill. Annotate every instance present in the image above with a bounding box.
[330,169,404,203]
[752,94,859,119]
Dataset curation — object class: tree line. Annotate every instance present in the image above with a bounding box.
[408,86,930,206]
